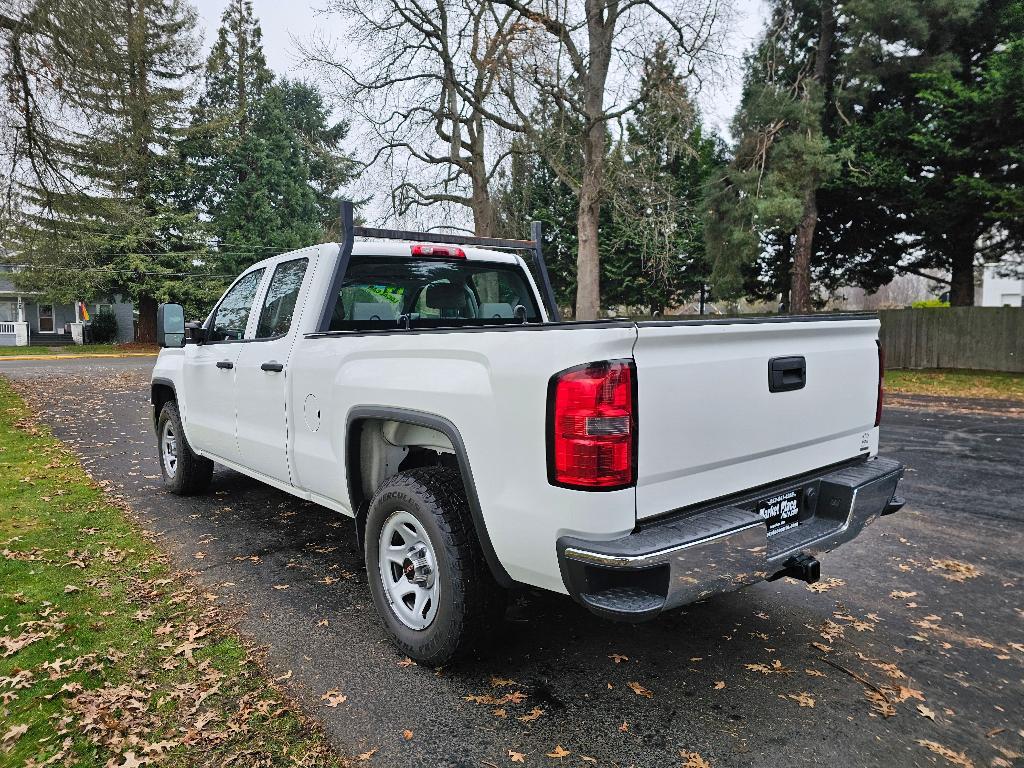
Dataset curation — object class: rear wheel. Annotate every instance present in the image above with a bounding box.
[157,401,213,495]
[365,467,506,666]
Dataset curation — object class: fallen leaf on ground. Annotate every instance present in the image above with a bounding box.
[680,751,712,768]
[745,659,791,674]
[402,729,413,740]
[928,559,980,582]
[492,708,507,718]
[628,681,653,698]
[784,692,816,708]
[397,657,416,667]
[806,578,844,593]
[915,740,974,768]
[865,689,896,718]
[890,590,918,599]
[917,704,937,721]
[546,745,570,759]
[2,724,28,752]
[609,653,628,664]
[894,684,925,703]
[272,584,289,590]
[490,676,517,687]
[357,748,378,761]
[509,750,526,763]
[714,681,726,690]
[519,707,544,723]
[320,690,347,707]
[804,669,825,677]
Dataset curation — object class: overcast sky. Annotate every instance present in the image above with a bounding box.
[191,0,767,135]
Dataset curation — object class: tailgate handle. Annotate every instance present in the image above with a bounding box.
[769,356,806,392]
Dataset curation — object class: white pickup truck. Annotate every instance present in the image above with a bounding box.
[152,206,905,664]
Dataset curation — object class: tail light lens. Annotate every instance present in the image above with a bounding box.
[548,360,636,490]
[875,341,884,427]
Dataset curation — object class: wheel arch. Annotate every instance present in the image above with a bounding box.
[345,406,513,587]
[151,378,177,430]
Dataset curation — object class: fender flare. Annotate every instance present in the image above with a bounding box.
[345,405,513,588]
[150,377,178,429]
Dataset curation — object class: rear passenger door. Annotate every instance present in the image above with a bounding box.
[233,256,311,484]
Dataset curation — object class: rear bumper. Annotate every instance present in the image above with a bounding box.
[557,456,905,621]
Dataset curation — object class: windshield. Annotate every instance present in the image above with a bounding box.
[327,256,542,331]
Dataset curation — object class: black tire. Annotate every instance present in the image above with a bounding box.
[156,401,213,495]
[365,467,507,666]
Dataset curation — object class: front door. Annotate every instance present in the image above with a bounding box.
[234,256,310,483]
[181,267,265,462]
[38,304,54,332]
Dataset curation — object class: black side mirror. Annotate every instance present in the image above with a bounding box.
[157,303,185,348]
[185,321,207,344]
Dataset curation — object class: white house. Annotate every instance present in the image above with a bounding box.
[0,265,135,346]
[979,261,1024,307]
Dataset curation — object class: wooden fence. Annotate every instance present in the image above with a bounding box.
[879,307,1024,372]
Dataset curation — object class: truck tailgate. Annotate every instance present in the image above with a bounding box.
[633,317,881,520]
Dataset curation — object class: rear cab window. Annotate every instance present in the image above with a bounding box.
[328,256,541,332]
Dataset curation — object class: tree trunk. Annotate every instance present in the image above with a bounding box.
[469,148,496,237]
[137,294,157,343]
[948,238,976,306]
[790,0,834,315]
[575,132,603,320]
[791,186,817,313]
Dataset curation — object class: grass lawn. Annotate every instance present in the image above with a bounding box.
[886,368,1024,401]
[0,377,342,767]
[0,343,158,357]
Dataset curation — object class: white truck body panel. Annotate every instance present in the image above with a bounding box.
[152,239,893,601]
[632,319,880,519]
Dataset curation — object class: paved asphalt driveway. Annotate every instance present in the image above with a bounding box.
[2,357,1022,768]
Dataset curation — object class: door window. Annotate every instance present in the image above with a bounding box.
[38,304,54,332]
[208,268,265,342]
[255,258,309,338]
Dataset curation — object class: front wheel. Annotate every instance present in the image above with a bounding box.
[157,401,213,495]
[365,467,506,666]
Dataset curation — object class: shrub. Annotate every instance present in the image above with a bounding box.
[911,298,950,308]
[90,308,119,343]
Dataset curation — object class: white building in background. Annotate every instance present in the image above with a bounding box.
[979,261,1024,307]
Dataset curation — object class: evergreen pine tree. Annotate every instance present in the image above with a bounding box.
[13,0,204,341]
[607,44,726,313]
[185,1,356,275]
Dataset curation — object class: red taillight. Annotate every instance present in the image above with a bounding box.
[548,360,636,490]
[875,341,884,427]
[411,244,466,258]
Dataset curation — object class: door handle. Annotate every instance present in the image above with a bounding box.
[216,361,234,370]
[768,356,806,392]
[261,361,284,372]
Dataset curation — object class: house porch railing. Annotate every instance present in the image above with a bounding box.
[0,322,16,335]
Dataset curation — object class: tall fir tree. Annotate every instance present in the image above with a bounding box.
[708,0,1023,308]
[183,1,356,276]
[606,44,726,313]
[13,0,204,341]
[704,0,841,310]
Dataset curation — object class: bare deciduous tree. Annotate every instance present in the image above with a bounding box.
[300,0,516,236]
[465,0,730,318]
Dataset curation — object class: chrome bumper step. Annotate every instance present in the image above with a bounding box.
[557,457,905,621]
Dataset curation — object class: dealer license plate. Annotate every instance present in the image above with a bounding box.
[757,489,801,537]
